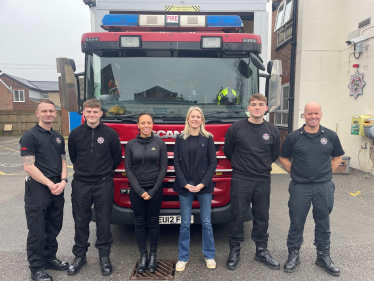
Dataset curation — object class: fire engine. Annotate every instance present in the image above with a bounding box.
[57,2,282,225]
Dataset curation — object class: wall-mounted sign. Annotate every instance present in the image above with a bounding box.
[348,71,366,99]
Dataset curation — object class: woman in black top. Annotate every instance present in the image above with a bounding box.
[173,106,217,271]
[125,113,167,274]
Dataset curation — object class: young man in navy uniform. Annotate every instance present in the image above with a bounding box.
[20,100,68,281]
[279,102,344,276]
[224,94,281,270]
[67,99,122,276]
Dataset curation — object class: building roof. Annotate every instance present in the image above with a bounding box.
[0,73,59,92]
[29,97,62,110]
[29,81,59,91]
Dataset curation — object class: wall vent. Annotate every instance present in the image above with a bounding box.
[358,17,371,29]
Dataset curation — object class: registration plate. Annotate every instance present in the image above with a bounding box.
[159,215,194,224]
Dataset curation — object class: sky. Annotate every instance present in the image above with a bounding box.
[0,0,91,81]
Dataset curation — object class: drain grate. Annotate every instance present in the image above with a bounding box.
[130,260,175,280]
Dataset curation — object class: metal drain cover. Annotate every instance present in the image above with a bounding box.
[130,260,175,280]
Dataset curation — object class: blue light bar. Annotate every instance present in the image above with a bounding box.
[206,15,242,27]
[101,14,138,27]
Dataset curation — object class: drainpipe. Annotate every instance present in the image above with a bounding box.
[288,0,298,134]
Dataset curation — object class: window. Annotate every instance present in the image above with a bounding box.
[277,22,292,46]
[274,84,289,126]
[13,90,25,102]
[42,92,49,99]
[274,0,293,32]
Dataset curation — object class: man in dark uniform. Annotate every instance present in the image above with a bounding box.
[279,102,344,276]
[224,94,281,270]
[20,100,69,281]
[67,99,122,276]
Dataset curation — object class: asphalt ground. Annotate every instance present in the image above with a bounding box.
[0,135,374,281]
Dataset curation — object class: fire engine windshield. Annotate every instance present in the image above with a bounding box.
[85,52,258,120]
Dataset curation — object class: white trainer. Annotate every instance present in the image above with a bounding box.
[176,261,188,272]
[205,259,216,269]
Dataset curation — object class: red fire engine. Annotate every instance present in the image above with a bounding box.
[57,14,282,224]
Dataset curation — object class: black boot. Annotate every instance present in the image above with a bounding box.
[99,256,112,276]
[226,244,240,270]
[45,258,69,271]
[148,253,157,273]
[254,244,280,270]
[284,247,300,273]
[67,256,87,276]
[137,252,148,274]
[31,269,53,281]
[315,246,340,276]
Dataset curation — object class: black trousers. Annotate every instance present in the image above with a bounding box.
[129,189,163,254]
[228,177,271,246]
[71,179,114,257]
[287,180,335,248]
[24,177,64,273]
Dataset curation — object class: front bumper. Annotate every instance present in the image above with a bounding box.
[92,202,253,225]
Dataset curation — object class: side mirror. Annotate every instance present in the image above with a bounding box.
[266,60,282,113]
[250,53,266,71]
[56,58,79,112]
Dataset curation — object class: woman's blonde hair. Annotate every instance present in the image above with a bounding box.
[180,106,213,140]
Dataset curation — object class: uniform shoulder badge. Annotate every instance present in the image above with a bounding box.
[151,147,156,150]
[56,137,61,144]
[97,137,105,144]
[263,133,270,140]
[320,138,328,145]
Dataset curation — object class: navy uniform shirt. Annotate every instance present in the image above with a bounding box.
[20,124,65,178]
[280,124,344,183]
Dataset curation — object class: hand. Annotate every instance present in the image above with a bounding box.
[141,192,152,200]
[47,181,58,192]
[184,184,196,193]
[51,181,66,195]
[194,183,205,193]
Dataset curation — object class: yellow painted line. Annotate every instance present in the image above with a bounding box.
[0,145,19,153]
[350,191,361,197]
[0,172,26,175]
[271,163,287,174]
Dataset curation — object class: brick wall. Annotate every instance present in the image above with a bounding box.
[0,81,13,110]
[271,9,292,82]
[0,76,38,111]
[270,3,299,143]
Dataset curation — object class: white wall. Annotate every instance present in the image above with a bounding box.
[296,0,374,171]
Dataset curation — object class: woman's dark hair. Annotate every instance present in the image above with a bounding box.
[137,112,154,123]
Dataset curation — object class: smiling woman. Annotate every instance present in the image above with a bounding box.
[124,112,167,274]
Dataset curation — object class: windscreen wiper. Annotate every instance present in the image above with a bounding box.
[115,112,140,120]
[204,110,246,117]
[115,111,170,120]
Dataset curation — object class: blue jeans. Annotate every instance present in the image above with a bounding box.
[178,183,215,261]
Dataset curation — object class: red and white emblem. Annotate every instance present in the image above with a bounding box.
[56,137,61,144]
[97,137,105,144]
[320,138,328,145]
[263,133,270,140]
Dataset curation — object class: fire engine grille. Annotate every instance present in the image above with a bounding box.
[166,144,221,152]
[130,260,175,280]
